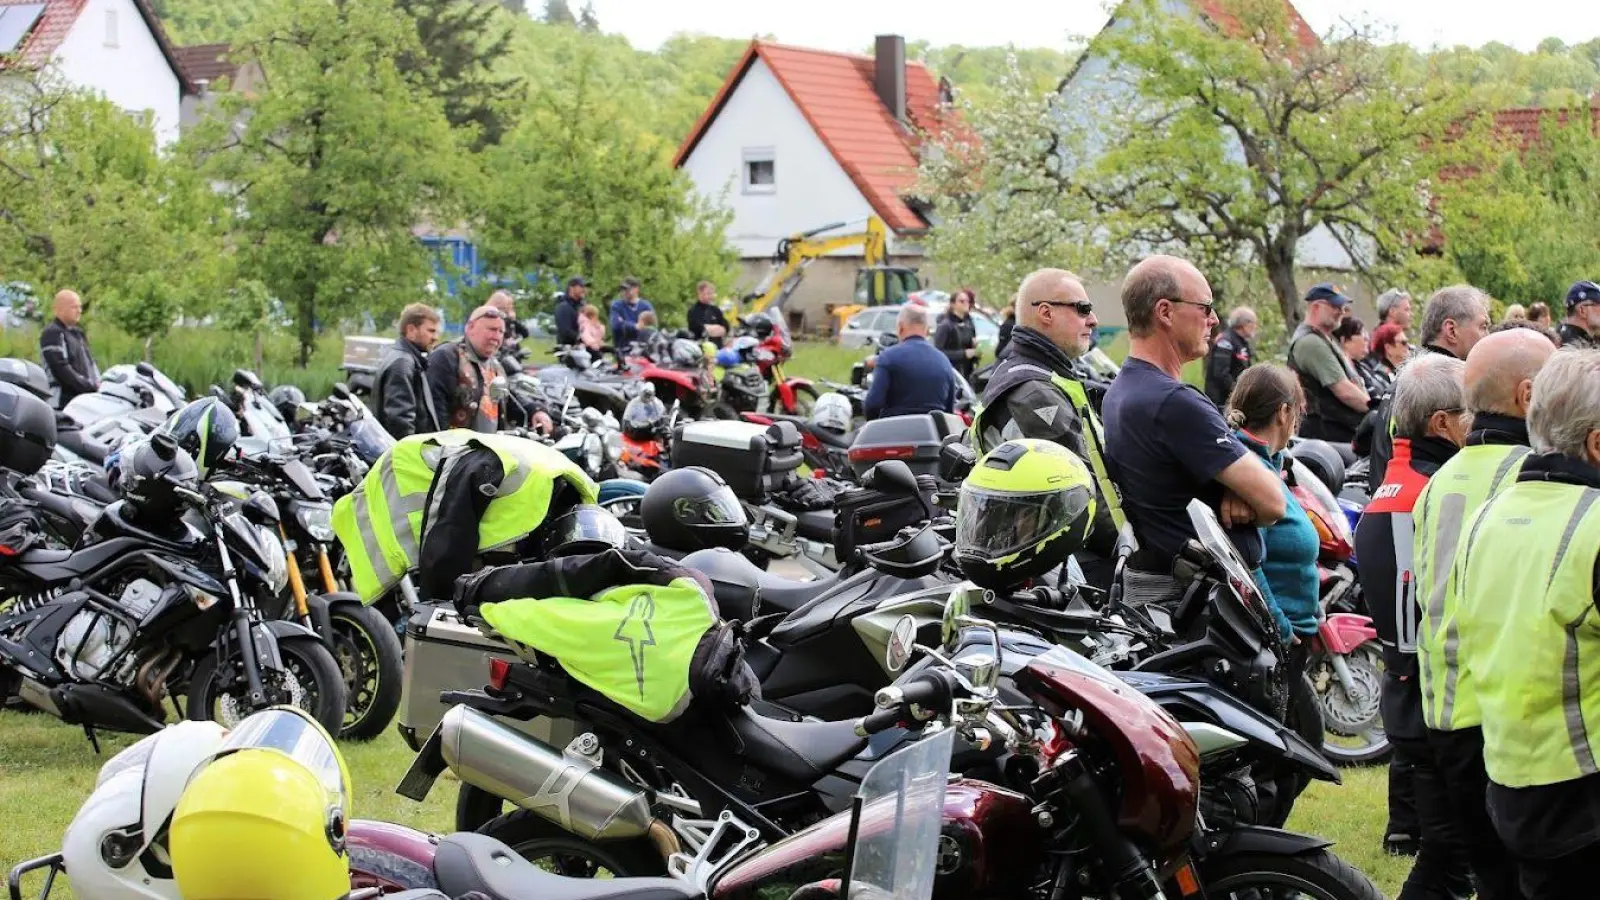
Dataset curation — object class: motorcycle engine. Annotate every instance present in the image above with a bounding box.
[55,579,163,681]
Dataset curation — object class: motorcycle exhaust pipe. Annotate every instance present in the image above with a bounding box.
[52,683,165,734]
[438,705,655,841]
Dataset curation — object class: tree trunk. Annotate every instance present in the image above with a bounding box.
[143,336,153,363]
[255,330,265,374]
[1265,235,1302,331]
[297,296,316,368]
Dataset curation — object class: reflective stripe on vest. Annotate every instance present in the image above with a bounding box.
[1413,443,1531,730]
[1458,482,1600,787]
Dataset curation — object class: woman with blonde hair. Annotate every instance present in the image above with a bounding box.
[578,304,605,352]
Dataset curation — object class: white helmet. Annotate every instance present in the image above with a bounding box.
[60,720,229,900]
[811,392,853,433]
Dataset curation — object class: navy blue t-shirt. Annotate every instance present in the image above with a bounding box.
[1102,357,1260,567]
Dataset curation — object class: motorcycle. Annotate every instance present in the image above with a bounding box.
[618,385,677,483]
[54,363,183,465]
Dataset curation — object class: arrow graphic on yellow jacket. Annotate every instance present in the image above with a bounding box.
[613,592,657,699]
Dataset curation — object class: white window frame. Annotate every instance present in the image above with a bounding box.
[104,9,118,47]
[742,147,775,195]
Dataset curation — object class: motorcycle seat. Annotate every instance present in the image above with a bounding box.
[56,428,110,465]
[678,548,841,619]
[812,426,854,450]
[728,705,867,784]
[433,832,699,900]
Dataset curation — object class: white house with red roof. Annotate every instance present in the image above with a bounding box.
[673,35,949,329]
[0,0,192,147]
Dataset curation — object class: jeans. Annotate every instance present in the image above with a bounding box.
[1517,843,1600,900]
[1391,734,1473,900]
[1427,727,1525,900]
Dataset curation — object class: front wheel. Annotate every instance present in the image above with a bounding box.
[187,633,346,734]
[1313,643,1390,765]
[773,383,818,417]
[1188,849,1383,900]
[328,602,404,741]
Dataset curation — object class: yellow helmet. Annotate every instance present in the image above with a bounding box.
[170,707,352,900]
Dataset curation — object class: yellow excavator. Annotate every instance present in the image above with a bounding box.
[734,216,923,331]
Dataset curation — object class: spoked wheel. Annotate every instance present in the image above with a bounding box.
[328,602,403,741]
[1188,849,1384,899]
[187,633,346,734]
[1312,643,1390,765]
[477,810,664,877]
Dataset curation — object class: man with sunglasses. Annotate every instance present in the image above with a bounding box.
[1287,283,1369,445]
[970,268,1124,588]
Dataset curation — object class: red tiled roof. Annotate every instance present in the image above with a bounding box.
[0,0,193,93]
[1491,102,1600,149]
[173,42,234,85]
[673,40,951,233]
[1193,0,1319,50]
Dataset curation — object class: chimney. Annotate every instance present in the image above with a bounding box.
[874,34,907,124]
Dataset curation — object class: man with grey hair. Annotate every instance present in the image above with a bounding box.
[1369,285,1493,491]
[1355,351,1471,899]
[1451,349,1600,899]
[862,302,956,419]
[1378,288,1414,333]
[1203,305,1258,407]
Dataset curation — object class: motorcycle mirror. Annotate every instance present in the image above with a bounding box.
[876,332,900,349]
[488,376,510,403]
[864,459,919,496]
[937,439,977,484]
[885,614,916,673]
[150,430,179,461]
[331,382,352,400]
[941,588,972,653]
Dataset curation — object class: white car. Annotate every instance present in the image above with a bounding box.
[839,302,999,350]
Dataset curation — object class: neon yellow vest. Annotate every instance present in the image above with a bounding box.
[1457,480,1600,787]
[1412,442,1531,730]
[970,373,1125,530]
[481,578,716,723]
[331,431,597,603]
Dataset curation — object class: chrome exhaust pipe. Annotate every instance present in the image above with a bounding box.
[438,705,654,841]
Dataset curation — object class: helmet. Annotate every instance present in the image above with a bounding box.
[954,439,1096,591]
[1287,439,1345,496]
[171,707,351,900]
[744,313,776,340]
[811,392,853,433]
[669,338,704,368]
[160,397,239,477]
[640,466,748,553]
[622,393,667,440]
[714,347,742,368]
[267,385,306,427]
[539,503,629,557]
[119,433,201,517]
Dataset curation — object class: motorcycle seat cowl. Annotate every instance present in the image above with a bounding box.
[812,427,854,450]
[678,548,841,619]
[727,706,867,784]
[433,832,701,900]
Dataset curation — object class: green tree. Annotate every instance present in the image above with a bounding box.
[541,0,574,26]
[187,0,464,365]
[576,1,599,33]
[396,0,525,147]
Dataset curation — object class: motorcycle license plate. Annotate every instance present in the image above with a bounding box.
[394,721,448,802]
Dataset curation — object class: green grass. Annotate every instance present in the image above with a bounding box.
[0,708,1405,898]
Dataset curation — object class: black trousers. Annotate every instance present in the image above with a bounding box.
[1390,734,1473,900]
[1428,727,1525,900]
[1516,843,1600,900]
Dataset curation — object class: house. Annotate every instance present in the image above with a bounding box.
[173,41,262,134]
[0,0,192,147]
[1057,0,1375,327]
[673,35,950,331]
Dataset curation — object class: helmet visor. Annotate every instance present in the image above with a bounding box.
[956,486,1090,561]
[212,708,348,809]
[623,398,665,430]
[547,507,629,553]
[674,487,745,526]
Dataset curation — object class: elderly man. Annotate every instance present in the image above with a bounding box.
[486,289,530,362]
[427,305,506,433]
[1288,284,1369,444]
[39,289,99,408]
[1369,285,1493,491]
[1409,329,1556,900]
[1379,288,1415,333]
[862,304,956,420]
[1559,280,1600,349]
[1355,353,1472,900]
[971,269,1125,586]
[1205,306,1258,407]
[374,302,443,439]
[1452,349,1600,899]
[1102,255,1285,605]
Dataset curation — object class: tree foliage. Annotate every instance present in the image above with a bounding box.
[395,0,524,148]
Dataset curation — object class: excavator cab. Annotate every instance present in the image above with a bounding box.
[854,266,923,306]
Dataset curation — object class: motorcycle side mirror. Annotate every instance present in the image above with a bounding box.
[941,587,972,653]
[488,376,510,403]
[876,332,900,349]
[937,439,976,484]
[885,614,916,673]
[150,431,178,461]
[331,382,352,400]
[864,459,919,496]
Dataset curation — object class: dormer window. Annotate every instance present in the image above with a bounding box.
[742,148,775,194]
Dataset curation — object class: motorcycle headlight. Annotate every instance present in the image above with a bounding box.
[603,431,622,464]
[293,501,335,543]
[584,433,603,473]
[254,524,289,594]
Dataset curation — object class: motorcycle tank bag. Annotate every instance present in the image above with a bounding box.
[670,420,803,502]
[0,381,57,474]
[846,412,967,480]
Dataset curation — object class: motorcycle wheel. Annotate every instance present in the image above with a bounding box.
[475,810,665,877]
[187,634,347,734]
[1314,643,1391,765]
[329,602,404,741]
[772,383,819,417]
[1189,849,1383,900]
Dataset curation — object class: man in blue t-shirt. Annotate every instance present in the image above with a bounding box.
[1102,255,1286,605]
[863,304,957,419]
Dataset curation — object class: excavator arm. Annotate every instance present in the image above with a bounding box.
[736,217,898,322]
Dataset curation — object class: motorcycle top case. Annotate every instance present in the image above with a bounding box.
[0,381,56,475]
[670,419,802,502]
[0,359,50,401]
[847,412,967,480]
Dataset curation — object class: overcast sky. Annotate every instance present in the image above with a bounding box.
[578,0,1600,55]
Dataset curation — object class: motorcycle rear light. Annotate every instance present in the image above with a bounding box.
[0,545,18,557]
[488,658,511,692]
[848,445,915,464]
[1174,861,1202,897]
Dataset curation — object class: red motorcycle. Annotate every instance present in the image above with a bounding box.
[740,313,817,416]
[627,337,719,420]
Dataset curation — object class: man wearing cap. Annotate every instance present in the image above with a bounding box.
[609,277,654,348]
[427,305,507,434]
[553,277,587,347]
[1287,284,1369,445]
[1559,281,1600,349]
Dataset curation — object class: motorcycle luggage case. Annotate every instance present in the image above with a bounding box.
[398,603,575,752]
[846,412,968,480]
[834,473,940,549]
[0,382,57,475]
[670,420,803,502]
[0,359,50,401]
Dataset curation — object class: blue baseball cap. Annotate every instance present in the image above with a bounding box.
[1303,283,1351,307]
[1565,280,1600,312]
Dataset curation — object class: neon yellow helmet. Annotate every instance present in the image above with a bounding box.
[170,707,351,900]
[955,439,1096,591]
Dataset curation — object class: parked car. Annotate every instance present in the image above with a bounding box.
[838,301,999,349]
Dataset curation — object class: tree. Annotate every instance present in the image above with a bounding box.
[395,0,524,147]
[576,1,599,32]
[188,0,464,364]
[1064,0,1471,327]
[541,0,574,26]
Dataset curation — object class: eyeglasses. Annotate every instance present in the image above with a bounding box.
[1165,297,1218,318]
[1033,299,1094,316]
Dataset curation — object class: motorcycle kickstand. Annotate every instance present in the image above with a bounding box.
[81,722,101,754]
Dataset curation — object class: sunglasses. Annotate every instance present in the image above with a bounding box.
[468,309,504,323]
[1165,297,1218,317]
[1033,299,1094,316]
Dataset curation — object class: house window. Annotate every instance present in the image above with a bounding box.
[742,148,775,194]
[104,9,118,47]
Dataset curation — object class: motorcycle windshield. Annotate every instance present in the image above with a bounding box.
[1185,499,1275,636]
[845,726,952,900]
[347,416,394,463]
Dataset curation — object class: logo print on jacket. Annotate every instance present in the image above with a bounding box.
[614,592,657,698]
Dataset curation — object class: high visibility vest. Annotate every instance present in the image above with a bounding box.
[970,371,1125,531]
[1412,443,1531,730]
[332,430,597,603]
[480,577,716,723]
[1457,480,1600,787]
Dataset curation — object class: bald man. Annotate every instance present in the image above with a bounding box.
[969,268,1123,587]
[1410,328,1556,900]
[39,289,99,408]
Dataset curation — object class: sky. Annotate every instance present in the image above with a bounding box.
[579,0,1600,55]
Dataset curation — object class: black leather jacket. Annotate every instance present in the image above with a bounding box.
[39,319,99,407]
[373,336,440,439]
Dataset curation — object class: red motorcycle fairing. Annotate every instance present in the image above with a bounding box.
[1014,656,1201,856]
[347,819,442,892]
[1317,612,1379,655]
[774,377,814,413]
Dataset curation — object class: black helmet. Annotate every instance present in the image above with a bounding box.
[641,467,748,553]
[1287,439,1345,495]
[622,393,667,441]
[160,397,239,477]
[119,432,200,518]
[267,385,306,426]
[743,313,776,341]
[538,504,629,558]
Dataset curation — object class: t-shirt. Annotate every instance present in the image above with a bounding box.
[1287,323,1356,388]
[1102,357,1256,566]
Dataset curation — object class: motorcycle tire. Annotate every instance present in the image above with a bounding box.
[772,383,818,417]
[456,785,506,833]
[1314,644,1391,766]
[1190,849,1383,900]
[329,601,404,741]
[475,809,665,878]
[187,634,347,735]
